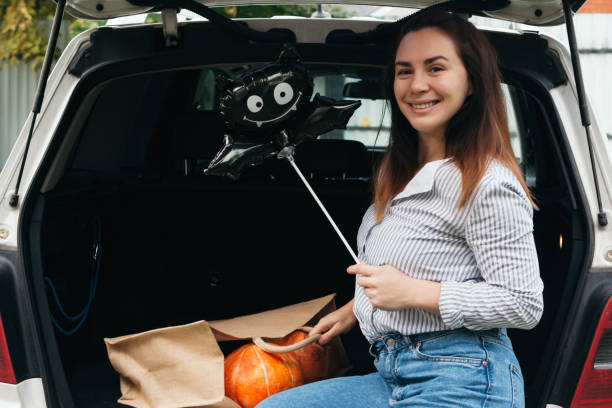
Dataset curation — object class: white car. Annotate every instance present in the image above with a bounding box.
[0,1,611,407]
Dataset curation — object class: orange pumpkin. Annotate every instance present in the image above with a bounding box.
[277,329,332,384]
[224,343,304,408]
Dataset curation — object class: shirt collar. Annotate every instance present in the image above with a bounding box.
[392,158,452,202]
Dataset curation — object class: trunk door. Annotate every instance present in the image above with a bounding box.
[66,0,585,25]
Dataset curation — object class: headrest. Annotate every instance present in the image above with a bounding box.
[173,111,226,159]
[294,139,371,179]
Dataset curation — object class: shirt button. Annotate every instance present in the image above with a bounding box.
[386,338,396,347]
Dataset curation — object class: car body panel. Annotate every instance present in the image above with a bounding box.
[0,33,88,250]
[544,31,612,268]
[0,379,48,408]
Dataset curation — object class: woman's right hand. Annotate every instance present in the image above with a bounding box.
[309,298,357,345]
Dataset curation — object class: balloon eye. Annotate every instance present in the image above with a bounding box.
[273,83,294,105]
[247,95,264,113]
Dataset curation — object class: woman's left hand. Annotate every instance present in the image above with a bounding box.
[347,263,441,315]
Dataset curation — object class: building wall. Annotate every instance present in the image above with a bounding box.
[580,0,612,14]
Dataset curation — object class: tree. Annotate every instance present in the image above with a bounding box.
[213,5,352,18]
[0,0,58,67]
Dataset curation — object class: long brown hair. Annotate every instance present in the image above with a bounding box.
[374,9,536,221]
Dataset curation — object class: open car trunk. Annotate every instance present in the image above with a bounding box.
[38,169,372,407]
[20,22,591,408]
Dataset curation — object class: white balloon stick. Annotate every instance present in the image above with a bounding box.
[281,148,359,264]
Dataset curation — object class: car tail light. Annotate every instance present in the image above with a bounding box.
[571,297,612,407]
[0,314,16,384]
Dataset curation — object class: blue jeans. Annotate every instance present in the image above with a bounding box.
[255,328,524,407]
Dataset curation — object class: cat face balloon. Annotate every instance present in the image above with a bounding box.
[205,46,361,180]
[218,48,313,135]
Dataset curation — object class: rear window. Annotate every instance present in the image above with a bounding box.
[193,66,531,162]
[71,64,538,188]
[193,64,390,149]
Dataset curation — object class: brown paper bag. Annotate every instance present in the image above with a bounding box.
[104,294,351,408]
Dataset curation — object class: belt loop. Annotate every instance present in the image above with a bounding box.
[368,342,379,358]
[369,339,387,358]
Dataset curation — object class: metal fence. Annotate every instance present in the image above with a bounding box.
[0,63,40,169]
[0,20,71,171]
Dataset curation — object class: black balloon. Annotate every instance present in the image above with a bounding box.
[204,46,361,180]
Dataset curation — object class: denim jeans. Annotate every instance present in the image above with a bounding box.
[255,328,524,408]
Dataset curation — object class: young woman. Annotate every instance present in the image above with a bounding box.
[256,9,543,408]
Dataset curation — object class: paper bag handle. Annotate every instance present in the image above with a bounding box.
[252,326,321,354]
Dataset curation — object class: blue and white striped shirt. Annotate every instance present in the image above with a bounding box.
[354,158,544,343]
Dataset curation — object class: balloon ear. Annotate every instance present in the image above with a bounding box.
[277,45,302,64]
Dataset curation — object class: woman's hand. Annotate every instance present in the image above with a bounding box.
[309,299,357,345]
[347,263,441,315]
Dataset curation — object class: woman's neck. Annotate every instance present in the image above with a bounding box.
[417,132,446,166]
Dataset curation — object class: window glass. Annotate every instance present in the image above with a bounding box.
[503,83,524,164]
[310,73,390,150]
[193,64,390,149]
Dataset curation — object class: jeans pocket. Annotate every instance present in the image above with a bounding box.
[412,335,485,367]
[510,363,525,408]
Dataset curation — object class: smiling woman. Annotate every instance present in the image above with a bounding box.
[256,9,543,408]
[376,10,536,221]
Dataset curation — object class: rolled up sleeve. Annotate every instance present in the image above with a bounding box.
[438,178,544,330]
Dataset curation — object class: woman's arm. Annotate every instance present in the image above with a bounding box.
[347,264,441,315]
[309,298,357,345]
[438,177,544,330]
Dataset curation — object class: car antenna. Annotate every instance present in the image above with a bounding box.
[9,0,67,208]
[562,0,608,227]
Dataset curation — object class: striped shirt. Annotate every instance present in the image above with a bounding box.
[354,158,544,343]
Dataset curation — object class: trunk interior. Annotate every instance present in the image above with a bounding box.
[39,170,372,407]
[25,62,588,408]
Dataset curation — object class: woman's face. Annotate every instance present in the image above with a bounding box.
[393,27,471,140]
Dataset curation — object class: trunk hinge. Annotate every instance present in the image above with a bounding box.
[9,0,66,208]
[162,8,179,47]
[562,0,608,227]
